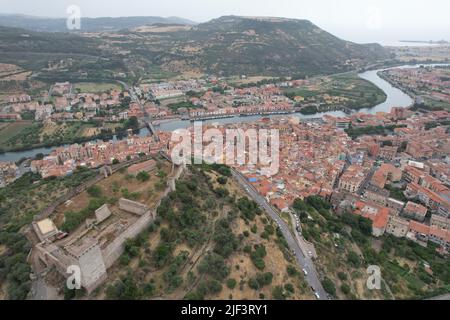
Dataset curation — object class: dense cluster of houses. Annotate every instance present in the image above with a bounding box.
[225,108,450,252]
[383,66,450,105]
[30,132,171,178]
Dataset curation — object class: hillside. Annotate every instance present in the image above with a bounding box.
[85,164,313,300]
[0,16,392,80]
[292,197,449,300]
[184,16,389,75]
[120,15,390,77]
[0,14,197,32]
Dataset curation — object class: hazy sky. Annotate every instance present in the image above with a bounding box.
[1,0,449,44]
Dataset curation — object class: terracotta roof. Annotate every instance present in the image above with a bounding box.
[429,226,450,242]
[373,208,390,229]
[409,221,430,235]
[404,201,428,215]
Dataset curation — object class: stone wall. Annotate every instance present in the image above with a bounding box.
[102,210,155,268]
[79,244,108,293]
[95,204,112,224]
[119,198,149,216]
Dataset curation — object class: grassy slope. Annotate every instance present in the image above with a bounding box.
[88,165,313,300]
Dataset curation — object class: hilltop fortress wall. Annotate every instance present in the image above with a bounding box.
[103,209,155,268]
[33,163,185,294]
[103,164,184,268]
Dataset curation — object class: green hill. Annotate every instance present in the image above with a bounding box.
[0,16,392,79]
[129,15,390,77]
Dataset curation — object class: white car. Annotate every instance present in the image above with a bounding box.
[308,251,313,256]
[302,268,308,276]
[314,292,321,299]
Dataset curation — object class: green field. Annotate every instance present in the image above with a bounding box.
[423,97,450,111]
[0,121,34,145]
[74,82,122,93]
[0,121,116,152]
[285,73,387,110]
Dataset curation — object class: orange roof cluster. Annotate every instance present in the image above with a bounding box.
[354,201,390,230]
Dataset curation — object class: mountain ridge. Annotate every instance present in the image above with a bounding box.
[158,15,391,76]
[0,14,197,32]
[0,15,391,78]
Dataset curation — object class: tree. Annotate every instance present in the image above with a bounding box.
[106,273,142,300]
[287,265,298,277]
[237,197,260,220]
[250,244,267,270]
[87,185,102,198]
[153,243,172,267]
[198,253,230,281]
[322,277,336,296]
[143,282,155,296]
[272,286,286,300]
[136,171,150,182]
[124,116,139,131]
[217,176,228,185]
[206,280,223,294]
[213,219,238,258]
[358,216,373,236]
[284,283,295,294]
[256,272,273,287]
[214,187,229,198]
[341,284,351,295]
[226,278,237,290]
[337,272,348,281]
[347,251,361,268]
[248,278,259,290]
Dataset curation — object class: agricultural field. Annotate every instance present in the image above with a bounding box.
[227,76,276,87]
[422,97,450,111]
[0,63,24,78]
[74,82,122,93]
[0,121,117,152]
[285,72,387,110]
[0,121,35,148]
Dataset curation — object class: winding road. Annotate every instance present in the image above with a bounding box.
[231,169,328,300]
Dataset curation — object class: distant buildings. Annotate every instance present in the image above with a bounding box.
[31,134,170,179]
[0,162,19,188]
[50,82,73,96]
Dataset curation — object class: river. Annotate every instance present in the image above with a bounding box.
[1,63,445,162]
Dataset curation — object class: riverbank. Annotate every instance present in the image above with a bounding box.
[377,63,450,110]
[0,120,121,153]
[0,63,423,163]
[377,71,416,101]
